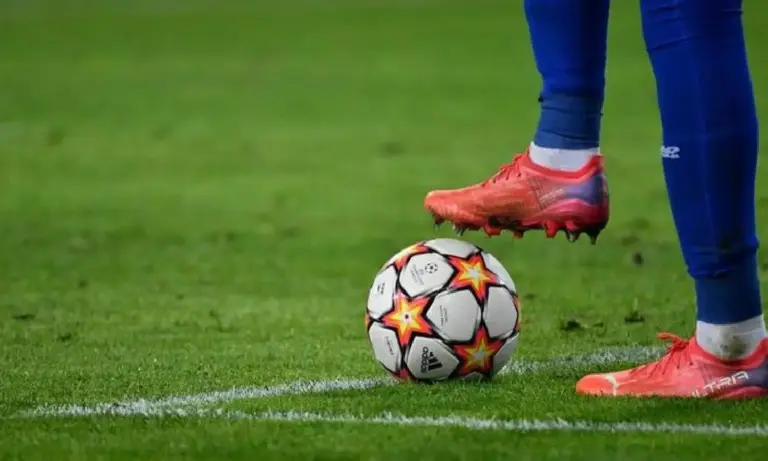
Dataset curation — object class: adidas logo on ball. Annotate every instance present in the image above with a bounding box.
[421,347,443,373]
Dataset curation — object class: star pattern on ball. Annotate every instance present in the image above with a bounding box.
[389,243,431,271]
[446,253,498,304]
[382,292,432,347]
[453,327,503,376]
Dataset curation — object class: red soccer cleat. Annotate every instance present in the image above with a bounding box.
[424,150,609,242]
[576,333,768,398]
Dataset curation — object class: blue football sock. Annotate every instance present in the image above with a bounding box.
[525,0,609,150]
[641,0,762,325]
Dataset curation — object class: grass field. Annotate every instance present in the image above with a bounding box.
[2,1,768,459]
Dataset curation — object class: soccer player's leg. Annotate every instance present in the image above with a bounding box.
[424,0,610,242]
[577,0,768,398]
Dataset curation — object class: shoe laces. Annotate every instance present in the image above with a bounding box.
[484,153,525,185]
[629,333,693,377]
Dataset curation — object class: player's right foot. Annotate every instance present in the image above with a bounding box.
[424,150,609,242]
[576,333,768,398]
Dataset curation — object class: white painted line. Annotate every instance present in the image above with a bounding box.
[26,406,768,437]
[23,378,391,418]
[22,345,663,419]
[501,346,662,375]
[230,410,768,437]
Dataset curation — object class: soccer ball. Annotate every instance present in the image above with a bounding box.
[365,238,520,382]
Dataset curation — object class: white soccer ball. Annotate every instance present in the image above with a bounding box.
[365,238,520,382]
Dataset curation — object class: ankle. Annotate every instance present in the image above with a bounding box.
[528,143,598,172]
[696,315,767,361]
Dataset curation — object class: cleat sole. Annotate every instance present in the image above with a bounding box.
[428,210,607,243]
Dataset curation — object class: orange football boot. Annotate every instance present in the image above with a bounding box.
[576,333,768,399]
[424,150,609,243]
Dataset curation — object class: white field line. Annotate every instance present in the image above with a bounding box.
[23,346,662,419]
[223,410,768,437]
[219,410,768,437]
[501,346,661,375]
[25,406,768,437]
[22,378,389,418]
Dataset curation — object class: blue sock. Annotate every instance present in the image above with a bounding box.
[641,0,762,325]
[525,0,609,150]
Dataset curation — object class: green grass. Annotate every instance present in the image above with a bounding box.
[2,1,768,459]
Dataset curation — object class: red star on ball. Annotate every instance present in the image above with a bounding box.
[453,327,503,376]
[446,253,498,304]
[382,292,432,347]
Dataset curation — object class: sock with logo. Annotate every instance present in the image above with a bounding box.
[641,0,765,360]
[525,0,608,172]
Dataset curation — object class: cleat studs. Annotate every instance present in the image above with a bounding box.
[564,230,580,243]
[543,221,559,239]
[513,230,524,239]
[453,225,466,237]
[586,229,601,245]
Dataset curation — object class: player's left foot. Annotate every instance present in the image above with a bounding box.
[575,333,768,398]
